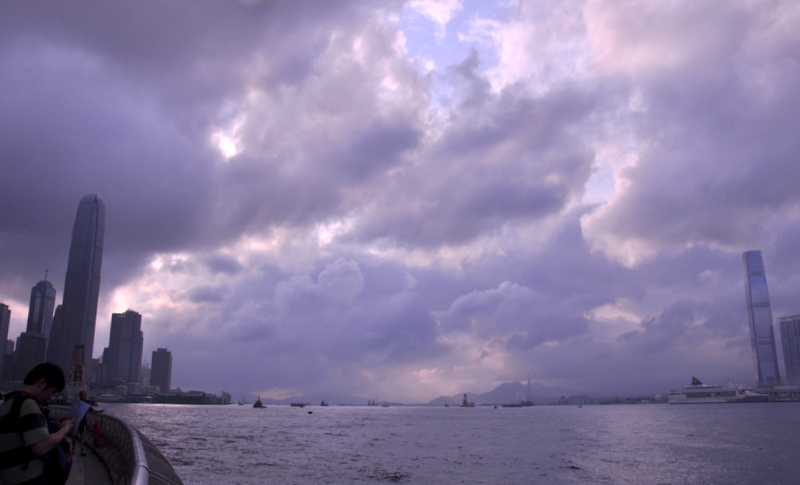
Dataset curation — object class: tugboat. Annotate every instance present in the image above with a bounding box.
[460,393,475,407]
[253,394,265,408]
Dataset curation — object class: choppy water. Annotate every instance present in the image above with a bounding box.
[103,402,800,485]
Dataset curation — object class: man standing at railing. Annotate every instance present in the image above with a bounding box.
[0,363,74,485]
[70,391,103,457]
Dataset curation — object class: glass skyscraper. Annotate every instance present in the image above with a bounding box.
[742,250,781,387]
[26,279,56,337]
[47,195,105,377]
[780,315,800,385]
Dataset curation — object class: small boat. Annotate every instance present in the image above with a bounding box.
[320,400,329,407]
[253,394,264,408]
[460,394,475,408]
[291,402,306,408]
[727,390,769,403]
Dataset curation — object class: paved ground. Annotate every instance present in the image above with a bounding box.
[66,446,113,485]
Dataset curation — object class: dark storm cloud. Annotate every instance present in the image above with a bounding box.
[201,254,244,276]
[2,0,797,401]
[187,285,228,304]
[618,299,696,353]
[0,0,401,296]
[153,257,446,395]
[349,76,600,248]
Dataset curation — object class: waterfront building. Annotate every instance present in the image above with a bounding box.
[46,195,105,377]
[742,250,781,387]
[780,315,800,385]
[150,347,173,392]
[0,303,9,379]
[104,310,144,387]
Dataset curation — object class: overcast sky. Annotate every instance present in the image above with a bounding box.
[2,0,800,402]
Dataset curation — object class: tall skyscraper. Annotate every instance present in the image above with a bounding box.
[47,195,105,376]
[0,303,10,379]
[780,315,800,385]
[742,250,781,387]
[150,348,173,392]
[26,279,57,337]
[18,278,58,370]
[104,310,144,384]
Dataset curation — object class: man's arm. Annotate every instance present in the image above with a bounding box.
[29,418,72,456]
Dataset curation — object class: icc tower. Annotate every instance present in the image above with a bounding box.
[742,250,781,387]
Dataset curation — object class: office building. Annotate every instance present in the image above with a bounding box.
[47,195,105,376]
[780,315,800,385]
[26,279,56,337]
[18,279,58,370]
[140,361,150,389]
[150,348,173,392]
[0,303,9,379]
[742,250,781,386]
[104,310,144,384]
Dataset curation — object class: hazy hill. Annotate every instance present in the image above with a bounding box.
[428,380,576,406]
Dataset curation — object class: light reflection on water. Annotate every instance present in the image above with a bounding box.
[103,402,800,485]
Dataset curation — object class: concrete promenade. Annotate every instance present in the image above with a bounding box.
[66,446,113,485]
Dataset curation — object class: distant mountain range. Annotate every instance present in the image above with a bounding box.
[428,380,577,406]
[240,380,576,406]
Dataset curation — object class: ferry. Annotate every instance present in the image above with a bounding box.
[667,377,767,404]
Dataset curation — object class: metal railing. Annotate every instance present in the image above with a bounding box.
[49,407,183,485]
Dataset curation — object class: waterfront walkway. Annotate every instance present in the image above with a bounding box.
[66,447,113,485]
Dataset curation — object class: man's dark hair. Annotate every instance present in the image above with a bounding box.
[23,362,66,391]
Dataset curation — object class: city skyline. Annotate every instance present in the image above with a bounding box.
[2,1,800,402]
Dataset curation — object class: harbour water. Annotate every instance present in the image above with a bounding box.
[103,402,800,484]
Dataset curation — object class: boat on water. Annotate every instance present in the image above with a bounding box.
[727,389,770,403]
[291,402,306,408]
[668,377,768,404]
[253,395,265,408]
[320,400,329,406]
[461,393,475,407]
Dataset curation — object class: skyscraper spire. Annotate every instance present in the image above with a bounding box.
[46,194,105,377]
